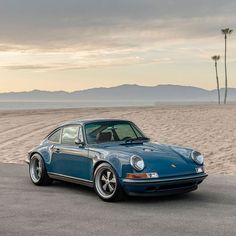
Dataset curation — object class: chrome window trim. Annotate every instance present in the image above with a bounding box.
[83,120,149,145]
[78,126,84,143]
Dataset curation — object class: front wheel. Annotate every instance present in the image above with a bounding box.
[29,154,52,186]
[94,163,124,202]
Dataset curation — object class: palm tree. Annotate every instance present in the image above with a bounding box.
[221,28,233,104]
[212,55,221,104]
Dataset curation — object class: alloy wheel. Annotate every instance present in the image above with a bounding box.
[95,167,117,199]
[30,157,42,183]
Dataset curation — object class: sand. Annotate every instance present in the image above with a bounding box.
[0,105,235,175]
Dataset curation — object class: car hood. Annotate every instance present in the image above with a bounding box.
[100,142,185,158]
[93,142,197,177]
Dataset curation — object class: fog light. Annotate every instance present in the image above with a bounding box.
[146,172,159,178]
[196,167,204,173]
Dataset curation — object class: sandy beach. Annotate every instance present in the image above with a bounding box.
[0,105,235,175]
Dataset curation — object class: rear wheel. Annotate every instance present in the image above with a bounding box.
[94,163,124,202]
[29,154,52,186]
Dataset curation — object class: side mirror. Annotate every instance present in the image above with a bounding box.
[75,138,85,147]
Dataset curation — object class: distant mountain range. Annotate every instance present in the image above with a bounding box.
[1,84,236,103]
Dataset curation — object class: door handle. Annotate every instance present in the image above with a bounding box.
[51,145,61,153]
[54,148,60,153]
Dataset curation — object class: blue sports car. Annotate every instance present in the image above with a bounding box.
[26,119,207,201]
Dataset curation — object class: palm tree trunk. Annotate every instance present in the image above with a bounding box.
[224,34,228,104]
[215,61,220,104]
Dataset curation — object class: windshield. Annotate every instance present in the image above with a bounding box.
[84,121,148,144]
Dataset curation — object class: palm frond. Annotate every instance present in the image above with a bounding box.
[212,55,220,61]
[221,28,233,35]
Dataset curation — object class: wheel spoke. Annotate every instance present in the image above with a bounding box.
[110,177,116,184]
[102,182,108,191]
[101,175,107,182]
[36,166,41,176]
[106,171,111,180]
[108,183,114,192]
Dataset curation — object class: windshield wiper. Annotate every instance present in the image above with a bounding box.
[124,137,149,144]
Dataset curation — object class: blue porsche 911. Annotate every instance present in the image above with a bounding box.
[26,119,207,201]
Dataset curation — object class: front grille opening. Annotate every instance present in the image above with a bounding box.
[158,182,196,190]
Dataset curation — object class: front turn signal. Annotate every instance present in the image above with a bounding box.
[126,172,159,179]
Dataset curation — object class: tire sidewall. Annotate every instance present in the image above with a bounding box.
[29,153,50,185]
[94,163,123,202]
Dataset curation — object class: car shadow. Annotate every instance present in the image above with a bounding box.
[52,180,96,196]
[51,180,209,204]
[124,192,199,204]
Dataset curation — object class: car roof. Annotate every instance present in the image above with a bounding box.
[60,118,132,127]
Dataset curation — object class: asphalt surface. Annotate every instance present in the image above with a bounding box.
[0,164,235,236]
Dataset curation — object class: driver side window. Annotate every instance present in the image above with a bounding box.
[61,125,79,145]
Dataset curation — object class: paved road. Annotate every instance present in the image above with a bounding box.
[0,164,235,236]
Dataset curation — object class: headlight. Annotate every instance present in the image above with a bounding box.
[130,155,145,171]
[191,151,204,165]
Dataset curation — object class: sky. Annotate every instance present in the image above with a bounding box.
[0,0,235,92]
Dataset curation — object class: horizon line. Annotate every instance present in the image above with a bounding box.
[0,83,235,94]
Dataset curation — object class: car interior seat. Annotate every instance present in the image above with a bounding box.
[96,132,112,143]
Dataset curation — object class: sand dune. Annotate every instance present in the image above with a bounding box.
[0,105,235,175]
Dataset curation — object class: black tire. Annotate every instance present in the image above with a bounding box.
[29,153,53,186]
[94,163,124,202]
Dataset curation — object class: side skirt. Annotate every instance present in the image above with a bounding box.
[48,172,94,188]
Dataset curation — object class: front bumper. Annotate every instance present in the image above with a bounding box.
[121,173,208,196]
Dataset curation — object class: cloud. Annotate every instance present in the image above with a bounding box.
[0,52,145,71]
[0,0,235,50]
[3,65,54,71]
[0,1,235,71]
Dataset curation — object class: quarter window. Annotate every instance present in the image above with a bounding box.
[48,129,61,143]
[61,125,79,145]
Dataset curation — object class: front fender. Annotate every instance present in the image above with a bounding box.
[89,148,132,178]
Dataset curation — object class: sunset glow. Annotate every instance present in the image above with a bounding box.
[0,0,235,92]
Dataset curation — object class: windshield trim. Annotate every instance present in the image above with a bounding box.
[84,121,149,145]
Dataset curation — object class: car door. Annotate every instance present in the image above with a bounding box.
[50,125,92,180]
